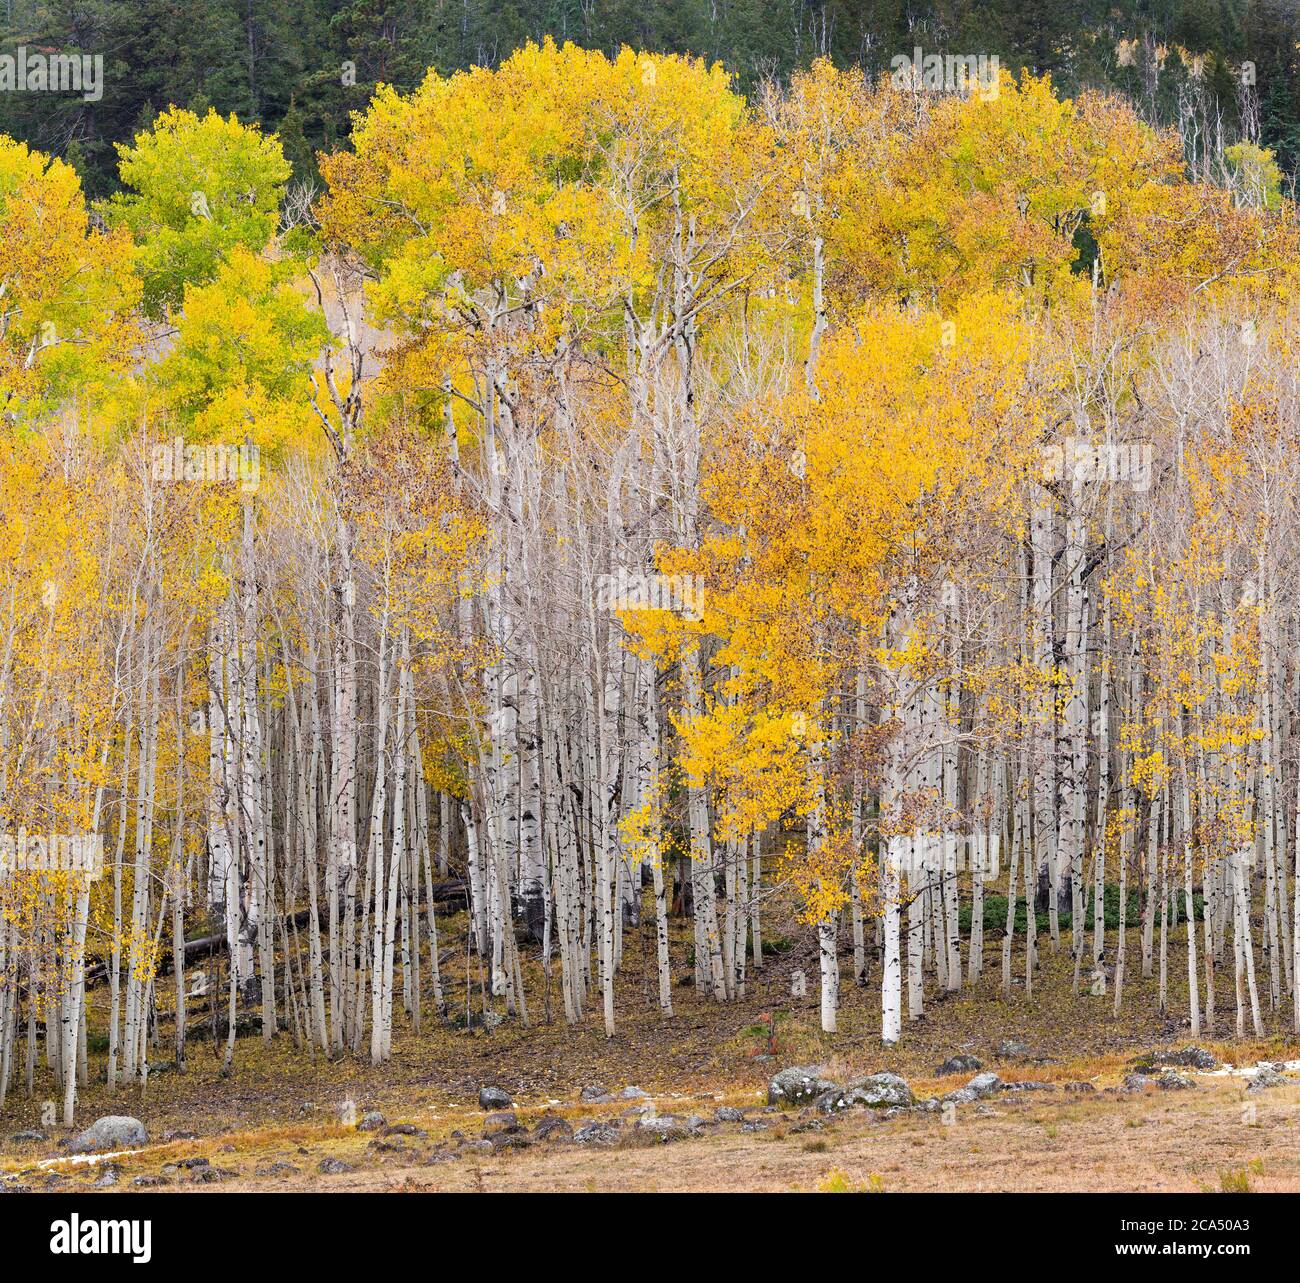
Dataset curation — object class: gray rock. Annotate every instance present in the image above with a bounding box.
[191,1166,235,1184]
[10,1130,46,1143]
[966,1072,1003,1099]
[69,1115,147,1154]
[579,1084,609,1103]
[1122,1073,1151,1092]
[93,1165,121,1187]
[317,1156,355,1174]
[936,1054,982,1075]
[478,1086,513,1110]
[714,1106,745,1123]
[357,1111,386,1132]
[131,1175,168,1188]
[1156,1069,1194,1090]
[487,1131,531,1152]
[482,1111,520,1136]
[997,1039,1031,1060]
[638,1115,691,1142]
[619,1086,650,1099]
[1248,1064,1288,1092]
[1159,1046,1218,1071]
[533,1115,574,1142]
[423,1150,462,1165]
[1064,1081,1096,1093]
[1002,1080,1053,1092]
[767,1065,840,1107]
[257,1162,299,1177]
[821,1072,914,1112]
[572,1121,620,1146]
[384,1123,423,1137]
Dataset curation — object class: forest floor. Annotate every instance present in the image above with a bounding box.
[3,892,1300,1192]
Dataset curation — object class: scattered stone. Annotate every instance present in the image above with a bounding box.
[488,1132,531,1152]
[478,1086,512,1110]
[714,1106,745,1123]
[317,1157,355,1175]
[132,1175,168,1188]
[936,1054,981,1076]
[532,1115,574,1142]
[357,1111,386,1132]
[257,1162,299,1177]
[996,1039,1031,1060]
[191,1166,236,1184]
[69,1115,147,1154]
[423,1150,461,1165]
[837,1072,914,1110]
[740,1120,767,1133]
[788,1117,825,1134]
[162,1129,198,1142]
[579,1084,610,1103]
[1156,1069,1194,1090]
[767,1066,840,1107]
[637,1115,690,1142]
[10,1130,45,1143]
[1248,1064,1288,1092]
[384,1123,423,1137]
[966,1072,1003,1098]
[1121,1073,1151,1092]
[1064,1081,1097,1093]
[1002,1080,1053,1092]
[572,1121,620,1146]
[93,1165,122,1188]
[482,1111,520,1136]
[619,1086,649,1100]
[1160,1046,1218,1071]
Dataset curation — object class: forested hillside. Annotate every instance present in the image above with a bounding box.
[2,0,1299,195]
[3,18,1300,1204]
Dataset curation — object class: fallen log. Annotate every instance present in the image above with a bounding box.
[84,879,468,985]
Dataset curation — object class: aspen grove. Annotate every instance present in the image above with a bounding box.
[5,40,1300,1126]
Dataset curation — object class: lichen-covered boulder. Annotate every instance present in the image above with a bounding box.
[767,1066,839,1107]
[69,1116,147,1154]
